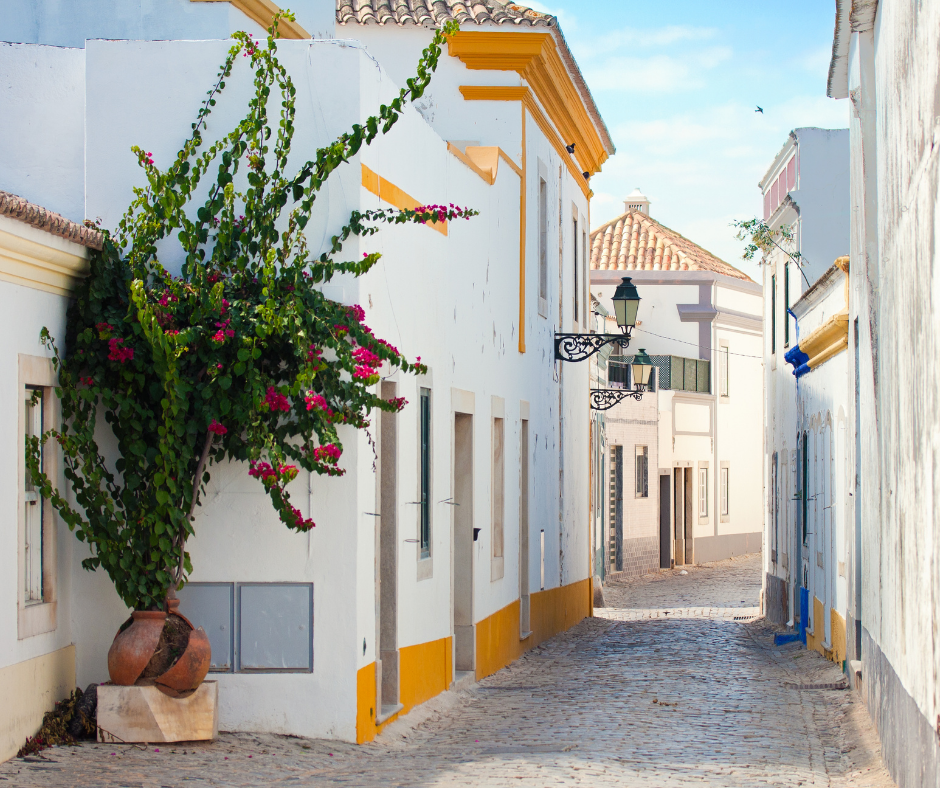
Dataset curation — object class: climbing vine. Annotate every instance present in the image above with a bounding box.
[26,14,474,611]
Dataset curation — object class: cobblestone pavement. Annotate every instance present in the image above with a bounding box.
[1,553,894,787]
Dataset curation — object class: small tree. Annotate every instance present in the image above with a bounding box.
[732,217,809,286]
[26,15,474,611]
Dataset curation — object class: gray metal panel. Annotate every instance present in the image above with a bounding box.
[176,582,234,672]
[238,583,313,672]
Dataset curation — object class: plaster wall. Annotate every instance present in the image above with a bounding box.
[0,0,337,48]
[0,44,85,222]
[0,276,74,674]
[846,3,940,786]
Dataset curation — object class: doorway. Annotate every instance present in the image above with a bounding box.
[519,419,531,636]
[659,473,672,568]
[609,446,623,572]
[453,413,474,673]
[674,467,684,566]
[377,381,399,717]
[684,468,694,564]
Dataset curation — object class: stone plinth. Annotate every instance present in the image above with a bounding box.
[97,681,218,743]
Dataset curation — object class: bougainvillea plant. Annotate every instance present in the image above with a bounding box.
[25,14,474,611]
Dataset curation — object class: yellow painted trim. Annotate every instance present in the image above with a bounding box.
[447,144,521,186]
[356,635,453,744]
[0,645,75,763]
[458,85,530,102]
[805,597,846,665]
[458,86,591,200]
[0,218,90,297]
[190,0,310,38]
[448,32,609,178]
[475,577,591,681]
[802,310,849,366]
[361,164,447,236]
[519,103,526,354]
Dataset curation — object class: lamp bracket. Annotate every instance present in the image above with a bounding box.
[590,387,645,410]
[554,332,632,362]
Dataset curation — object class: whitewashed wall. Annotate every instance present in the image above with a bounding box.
[1,30,591,741]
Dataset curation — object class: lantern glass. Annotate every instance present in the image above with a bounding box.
[631,349,653,389]
[611,277,641,331]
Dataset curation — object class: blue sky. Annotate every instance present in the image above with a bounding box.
[528,0,848,278]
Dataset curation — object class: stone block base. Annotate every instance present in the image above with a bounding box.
[97,681,218,743]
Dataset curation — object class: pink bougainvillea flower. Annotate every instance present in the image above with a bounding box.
[108,337,134,363]
[264,386,290,412]
[208,421,227,436]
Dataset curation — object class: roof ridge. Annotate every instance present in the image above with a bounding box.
[0,190,103,251]
[590,209,752,282]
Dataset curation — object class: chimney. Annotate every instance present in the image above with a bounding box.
[624,188,650,216]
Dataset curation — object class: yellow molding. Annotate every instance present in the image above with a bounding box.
[448,32,609,178]
[519,104,527,353]
[190,0,310,39]
[447,143,521,185]
[0,219,90,297]
[361,164,447,236]
[458,85,530,102]
[458,86,591,200]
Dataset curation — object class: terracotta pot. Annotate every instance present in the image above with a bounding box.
[155,626,211,692]
[108,610,166,686]
[107,598,212,692]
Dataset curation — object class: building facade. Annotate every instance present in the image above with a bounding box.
[828,2,940,786]
[760,128,849,629]
[590,195,763,578]
[0,0,614,757]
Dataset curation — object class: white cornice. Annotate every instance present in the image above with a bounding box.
[0,214,90,297]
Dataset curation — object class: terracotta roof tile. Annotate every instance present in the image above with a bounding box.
[336,0,555,27]
[0,191,103,251]
[590,210,752,282]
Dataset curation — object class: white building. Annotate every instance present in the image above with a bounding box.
[759,128,849,631]
[781,258,850,666]
[828,3,940,786]
[0,0,615,757]
[590,194,763,576]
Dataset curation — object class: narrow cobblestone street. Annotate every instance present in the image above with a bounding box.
[0,554,894,787]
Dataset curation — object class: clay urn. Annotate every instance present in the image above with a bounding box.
[106,596,211,692]
[107,610,167,686]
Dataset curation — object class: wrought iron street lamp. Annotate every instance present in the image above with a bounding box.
[554,276,641,362]
[589,348,654,410]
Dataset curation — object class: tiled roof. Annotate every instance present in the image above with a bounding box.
[0,191,103,250]
[590,210,752,282]
[336,0,555,28]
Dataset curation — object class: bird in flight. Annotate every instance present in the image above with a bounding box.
[755,106,764,113]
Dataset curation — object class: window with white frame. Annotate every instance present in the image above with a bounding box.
[719,345,729,397]
[721,466,730,516]
[24,387,44,604]
[699,466,708,517]
[18,354,59,639]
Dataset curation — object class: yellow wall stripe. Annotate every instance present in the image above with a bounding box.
[361,164,447,236]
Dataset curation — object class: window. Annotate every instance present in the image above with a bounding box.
[419,388,431,559]
[721,466,729,516]
[572,208,580,325]
[784,263,790,347]
[492,417,505,560]
[699,467,708,518]
[771,274,776,353]
[719,345,729,397]
[635,445,648,498]
[24,388,44,605]
[582,226,588,328]
[538,175,548,310]
[18,355,60,639]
